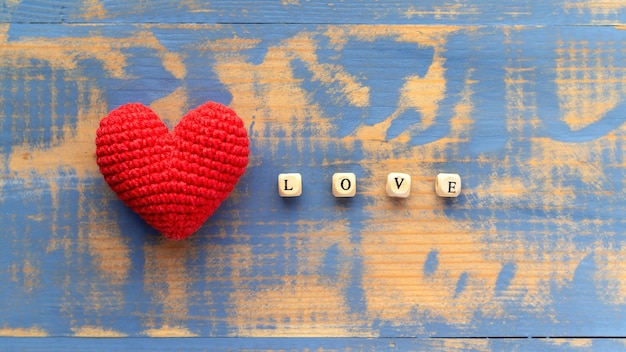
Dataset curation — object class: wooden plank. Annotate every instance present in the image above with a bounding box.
[2,337,625,351]
[2,1,625,25]
[1,0,626,343]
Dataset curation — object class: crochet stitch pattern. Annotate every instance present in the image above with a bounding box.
[95,102,250,240]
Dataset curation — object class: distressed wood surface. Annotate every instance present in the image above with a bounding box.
[2,0,626,350]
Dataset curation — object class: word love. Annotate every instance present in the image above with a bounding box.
[278,172,462,198]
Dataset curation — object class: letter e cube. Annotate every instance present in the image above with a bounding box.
[436,173,461,197]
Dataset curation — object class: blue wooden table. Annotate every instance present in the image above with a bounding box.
[2,1,626,350]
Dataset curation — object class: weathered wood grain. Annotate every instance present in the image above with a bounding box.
[2,0,624,25]
[1,0,626,348]
[3,337,626,351]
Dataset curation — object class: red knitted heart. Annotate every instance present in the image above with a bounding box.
[95,102,249,240]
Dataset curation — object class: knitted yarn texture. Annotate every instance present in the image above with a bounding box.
[95,102,250,240]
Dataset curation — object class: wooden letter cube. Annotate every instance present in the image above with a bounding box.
[436,173,462,197]
[278,173,302,197]
[386,172,411,198]
[332,173,356,198]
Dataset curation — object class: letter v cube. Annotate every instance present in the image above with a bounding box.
[386,172,411,198]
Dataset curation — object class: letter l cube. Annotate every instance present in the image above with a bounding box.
[278,173,302,197]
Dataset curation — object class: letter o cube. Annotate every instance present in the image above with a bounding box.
[278,173,302,197]
[435,173,462,197]
[332,173,356,198]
